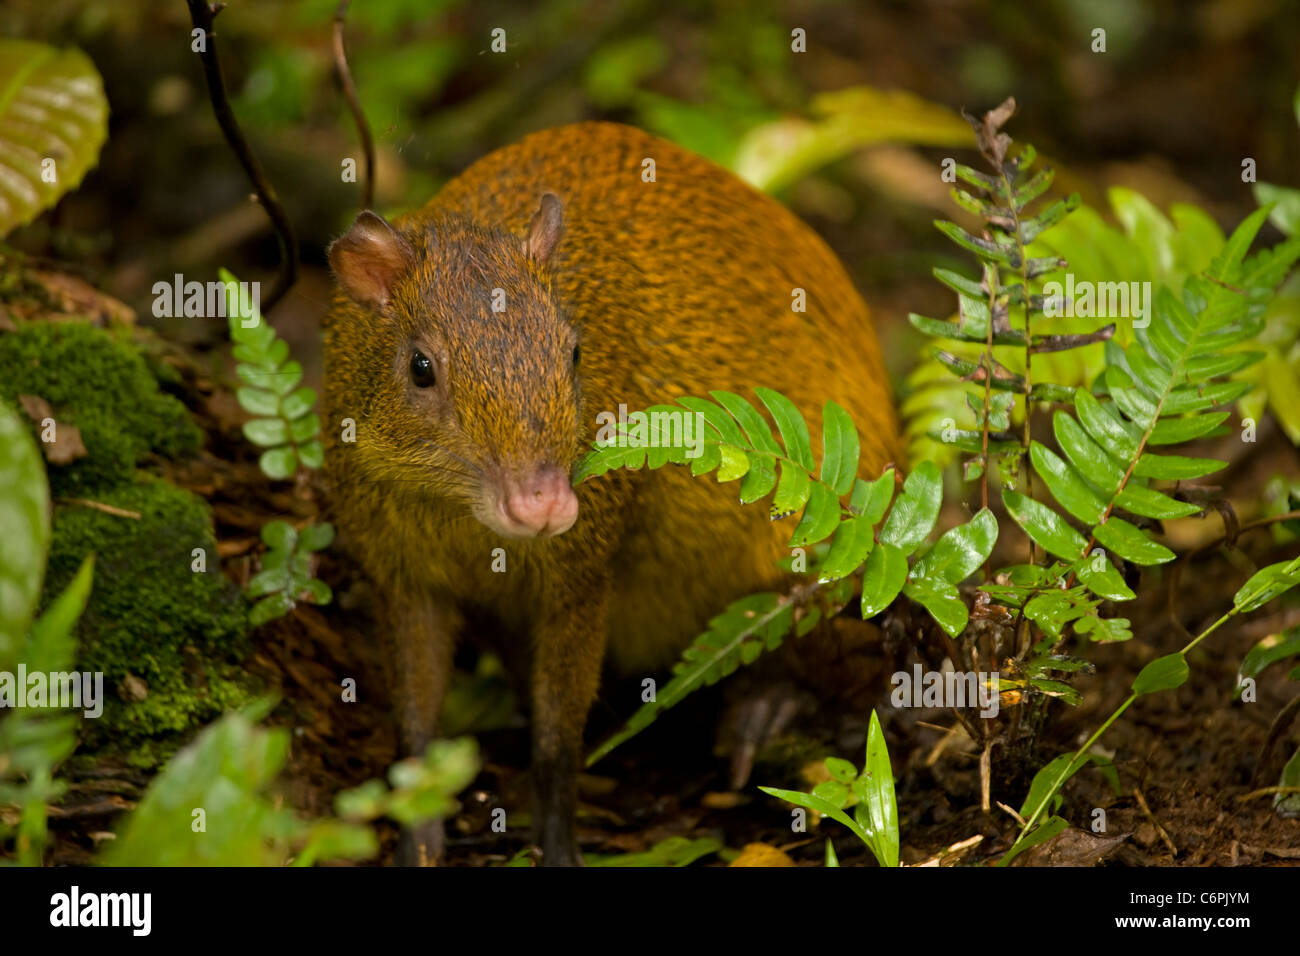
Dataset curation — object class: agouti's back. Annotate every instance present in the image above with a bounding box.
[323,121,901,864]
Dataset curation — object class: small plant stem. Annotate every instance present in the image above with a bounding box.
[1006,608,1234,854]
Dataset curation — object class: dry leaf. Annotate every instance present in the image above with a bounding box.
[17,393,87,464]
[729,842,796,867]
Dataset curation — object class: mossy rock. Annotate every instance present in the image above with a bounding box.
[0,320,201,495]
[43,475,254,759]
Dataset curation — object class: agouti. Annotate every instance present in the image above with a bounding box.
[323,121,902,865]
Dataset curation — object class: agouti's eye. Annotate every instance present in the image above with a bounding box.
[571,344,581,368]
[410,350,436,388]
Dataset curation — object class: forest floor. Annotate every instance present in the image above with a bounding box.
[40,325,1300,868]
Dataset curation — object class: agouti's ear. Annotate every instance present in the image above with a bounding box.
[526,193,564,264]
[328,211,415,312]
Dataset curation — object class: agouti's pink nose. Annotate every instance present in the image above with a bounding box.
[496,466,579,537]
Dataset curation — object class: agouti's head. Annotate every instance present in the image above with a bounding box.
[328,194,582,539]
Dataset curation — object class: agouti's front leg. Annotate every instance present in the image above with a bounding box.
[385,590,460,866]
[530,598,608,866]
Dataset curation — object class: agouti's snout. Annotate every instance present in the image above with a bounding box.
[491,464,579,538]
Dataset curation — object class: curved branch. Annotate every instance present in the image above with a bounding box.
[185,0,299,312]
[333,0,374,209]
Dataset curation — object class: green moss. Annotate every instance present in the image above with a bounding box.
[0,320,201,495]
[43,478,255,756]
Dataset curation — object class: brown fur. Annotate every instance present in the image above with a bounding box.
[322,122,902,865]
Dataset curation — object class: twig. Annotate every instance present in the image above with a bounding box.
[184,0,299,312]
[56,498,142,519]
[1132,786,1177,857]
[333,0,374,209]
[1237,785,1300,803]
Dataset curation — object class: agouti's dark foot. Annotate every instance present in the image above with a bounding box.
[394,819,445,867]
[720,680,810,790]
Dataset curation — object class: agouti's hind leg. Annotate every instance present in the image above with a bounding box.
[384,591,460,866]
[529,598,608,866]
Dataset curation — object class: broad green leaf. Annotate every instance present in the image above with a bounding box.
[236,387,280,417]
[1030,442,1106,525]
[733,86,973,193]
[0,40,109,236]
[1002,489,1088,562]
[772,460,812,515]
[853,468,895,524]
[281,387,317,421]
[710,390,781,455]
[755,387,814,471]
[1073,390,1140,461]
[860,542,908,619]
[904,575,968,637]
[859,710,899,867]
[0,398,50,668]
[1054,413,1123,496]
[1131,452,1224,480]
[1233,556,1300,613]
[1091,517,1175,566]
[715,444,750,483]
[1132,653,1189,695]
[1237,627,1300,698]
[757,787,873,849]
[910,507,998,584]
[1075,553,1136,602]
[23,556,92,675]
[261,519,297,552]
[819,401,860,495]
[243,418,289,448]
[879,459,941,553]
[298,522,335,552]
[788,481,841,547]
[817,515,875,581]
[737,453,776,504]
[288,412,321,445]
[677,396,744,446]
[296,439,324,470]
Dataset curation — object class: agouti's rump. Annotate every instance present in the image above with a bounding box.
[323,122,900,864]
